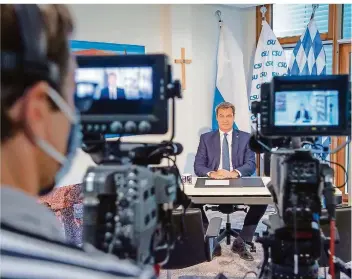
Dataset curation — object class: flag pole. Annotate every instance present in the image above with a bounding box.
[215,10,222,28]
[260,5,267,22]
[310,4,319,20]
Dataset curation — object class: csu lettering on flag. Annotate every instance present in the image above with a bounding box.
[249,21,288,173]
[278,62,287,68]
[261,51,269,57]
[272,50,283,56]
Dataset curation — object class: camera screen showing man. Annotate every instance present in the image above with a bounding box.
[294,103,311,123]
[274,90,339,126]
[75,67,153,101]
[100,72,126,100]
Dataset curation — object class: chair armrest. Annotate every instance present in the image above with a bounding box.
[262,219,271,229]
[205,217,222,261]
[205,217,222,238]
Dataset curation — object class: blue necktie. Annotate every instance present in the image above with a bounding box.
[222,133,231,171]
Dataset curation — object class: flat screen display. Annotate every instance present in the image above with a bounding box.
[274,90,339,127]
[75,67,153,101]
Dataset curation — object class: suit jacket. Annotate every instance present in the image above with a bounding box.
[194,129,256,177]
[100,87,126,99]
[295,109,310,121]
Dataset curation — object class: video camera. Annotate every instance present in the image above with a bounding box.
[249,75,351,279]
[75,54,191,267]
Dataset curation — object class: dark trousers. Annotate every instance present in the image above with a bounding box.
[192,203,267,242]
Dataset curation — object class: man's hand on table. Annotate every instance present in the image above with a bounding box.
[208,169,240,179]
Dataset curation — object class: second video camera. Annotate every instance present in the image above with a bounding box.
[250,75,351,279]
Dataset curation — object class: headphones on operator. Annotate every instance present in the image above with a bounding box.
[1,4,60,94]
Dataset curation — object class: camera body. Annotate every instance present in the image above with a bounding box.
[75,54,188,267]
[250,75,351,279]
[82,164,176,265]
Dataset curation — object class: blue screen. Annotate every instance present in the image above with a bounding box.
[274,90,339,126]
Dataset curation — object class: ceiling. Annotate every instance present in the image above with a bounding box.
[224,4,258,9]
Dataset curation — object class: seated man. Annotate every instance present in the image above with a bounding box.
[193,102,267,261]
[294,103,311,123]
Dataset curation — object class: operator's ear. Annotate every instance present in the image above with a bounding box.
[7,81,51,140]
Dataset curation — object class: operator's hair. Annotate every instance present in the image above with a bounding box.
[215,101,235,116]
[1,4,74,143]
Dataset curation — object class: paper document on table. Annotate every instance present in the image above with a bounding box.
[205,180,230,186]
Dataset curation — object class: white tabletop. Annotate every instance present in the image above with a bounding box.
[183,177,272,205]
[183,177,342,205]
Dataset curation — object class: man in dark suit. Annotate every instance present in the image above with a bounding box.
[294,103,311,123]
[100,72,126,100]
[193,102,267,261]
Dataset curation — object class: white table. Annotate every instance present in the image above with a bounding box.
[183,177,342,205]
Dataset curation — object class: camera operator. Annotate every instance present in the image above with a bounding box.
[0,4,154,278]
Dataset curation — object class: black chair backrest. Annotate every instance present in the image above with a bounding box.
[162,208,207,269]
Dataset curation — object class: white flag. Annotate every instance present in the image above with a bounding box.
[249,21,288,127]
[212,23,251,133]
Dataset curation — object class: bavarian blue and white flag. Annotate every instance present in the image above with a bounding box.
[288,18,329,159]
[212,23,251,133]
[249,21,288,127]
[288,19,326,76]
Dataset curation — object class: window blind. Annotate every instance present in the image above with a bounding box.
[342,4,351,39]
[273,4,329,38]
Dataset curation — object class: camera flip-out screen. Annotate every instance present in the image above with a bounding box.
[260,75,351,137]
[75,55,170,136]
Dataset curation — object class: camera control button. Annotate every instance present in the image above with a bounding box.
[110,121,123,133]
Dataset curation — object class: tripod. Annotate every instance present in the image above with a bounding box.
[205,204,256,252]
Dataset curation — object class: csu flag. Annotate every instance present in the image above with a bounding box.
[212,23,250,133]
[249,21,288,127]
[288,18,329,159]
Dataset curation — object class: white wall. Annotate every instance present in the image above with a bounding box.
[70,4,164,53]
[59,4,257,186]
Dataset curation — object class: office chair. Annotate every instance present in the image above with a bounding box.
[158,208,222,278]
[204,205,256,252]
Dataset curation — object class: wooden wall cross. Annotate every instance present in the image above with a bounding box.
[174,47,192,90]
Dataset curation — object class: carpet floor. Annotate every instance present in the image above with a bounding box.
[159,207,350,279]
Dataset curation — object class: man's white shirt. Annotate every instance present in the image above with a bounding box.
[109,86,117,99]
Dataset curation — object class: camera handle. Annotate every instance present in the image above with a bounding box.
[165,78,182,142]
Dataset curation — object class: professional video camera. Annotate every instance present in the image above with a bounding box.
[74,54,191,267]
[249,75,351,279]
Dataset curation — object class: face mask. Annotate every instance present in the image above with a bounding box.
[35,88,82,196]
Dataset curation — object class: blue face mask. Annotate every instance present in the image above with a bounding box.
[36,88,82,196]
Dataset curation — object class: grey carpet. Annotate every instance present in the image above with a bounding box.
[159,206,350,279]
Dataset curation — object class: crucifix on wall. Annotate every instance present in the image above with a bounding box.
[174,47,192,90]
